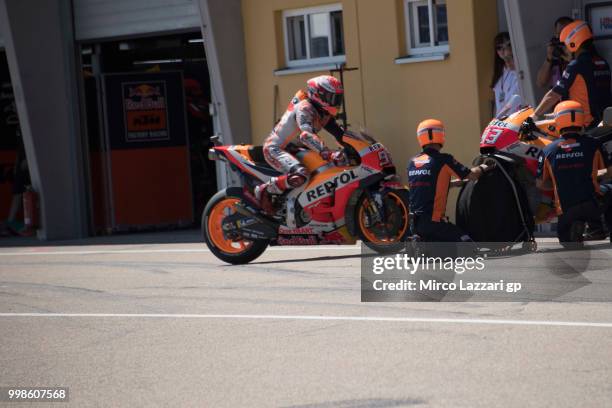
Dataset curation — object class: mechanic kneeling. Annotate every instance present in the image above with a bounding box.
[536,100,612,247]
[407,119,492,242]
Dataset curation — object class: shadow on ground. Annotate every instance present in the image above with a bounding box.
[0,228,203,248]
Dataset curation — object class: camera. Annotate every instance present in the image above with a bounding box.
[549,37,565,60]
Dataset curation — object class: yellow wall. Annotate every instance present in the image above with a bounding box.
[242,0,497,218]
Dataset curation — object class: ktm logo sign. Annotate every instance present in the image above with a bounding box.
[305,170,359,202]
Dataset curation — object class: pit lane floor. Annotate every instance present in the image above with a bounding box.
[0,231,611,407]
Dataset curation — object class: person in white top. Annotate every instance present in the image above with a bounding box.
[491,32,521,116]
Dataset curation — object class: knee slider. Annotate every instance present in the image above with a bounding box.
[287,166,308,188]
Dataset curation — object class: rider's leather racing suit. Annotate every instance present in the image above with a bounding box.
[262,90,344,194]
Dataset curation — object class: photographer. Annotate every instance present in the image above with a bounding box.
[536,17,573,89]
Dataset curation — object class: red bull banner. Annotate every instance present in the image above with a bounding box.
[123,82,170,142]
[102,72,192,229]
[104,72,187,150]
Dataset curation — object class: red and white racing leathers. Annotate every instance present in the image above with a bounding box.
[262,91,344,194]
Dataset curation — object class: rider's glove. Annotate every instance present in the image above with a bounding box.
[319,148,332,161]
[330,150,348,166]
[320,149,347,166]
[520,118,539,141]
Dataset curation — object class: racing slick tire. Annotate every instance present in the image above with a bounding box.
[202,189,269,264]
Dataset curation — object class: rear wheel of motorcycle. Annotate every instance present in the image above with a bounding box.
[202,189,269,264]
[356,190,411,254]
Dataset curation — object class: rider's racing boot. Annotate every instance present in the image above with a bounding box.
[254,180,283,216]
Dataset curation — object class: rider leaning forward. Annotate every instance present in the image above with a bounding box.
[254,75,347,214]
[407,119,493,242]
[536,100,612,247]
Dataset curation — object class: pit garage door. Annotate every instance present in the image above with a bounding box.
[73,0,201,41]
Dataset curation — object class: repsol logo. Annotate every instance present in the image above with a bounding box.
[490,120,512,128]
[556,151,584,160]
[409,169,431,176]
[508,143,541,158]
[305,170,359,202]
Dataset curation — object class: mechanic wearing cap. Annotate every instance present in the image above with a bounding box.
[531,20,611,128]
[536,101,612,247]
[407,119,493,242]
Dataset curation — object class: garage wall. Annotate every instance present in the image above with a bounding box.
[504,0,576,105]
[582,0,612,66]
[242,0,497,177]
[73,0,201,41]
[497,0,508,32]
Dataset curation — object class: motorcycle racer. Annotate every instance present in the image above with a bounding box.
[254,75,347,214]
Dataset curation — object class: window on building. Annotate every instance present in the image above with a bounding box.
[404,0,449,55]
[283,4,345,68]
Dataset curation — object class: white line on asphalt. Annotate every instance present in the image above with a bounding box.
[0,246,359,257]
[0,249,211,256]
[1,313,611,328]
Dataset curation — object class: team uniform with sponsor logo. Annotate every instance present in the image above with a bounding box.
[407,147,472,242]
[537,133,612,243]
[553,50,612,127]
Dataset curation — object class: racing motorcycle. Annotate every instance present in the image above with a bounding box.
[456,95,558,249]
[478,95,559,224]
[204,131,410,264]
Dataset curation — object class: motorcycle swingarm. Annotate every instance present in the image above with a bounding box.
[222,204,278,240]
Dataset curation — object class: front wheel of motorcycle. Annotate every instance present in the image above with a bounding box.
[202,189,269,264]
[355,189,411,254]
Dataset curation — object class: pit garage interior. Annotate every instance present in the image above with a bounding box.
[0,0,250,240]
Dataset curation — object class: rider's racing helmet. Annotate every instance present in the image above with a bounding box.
[306,75,344,116]
[554,100,585,132]
[560,20,592,53]
[417,119,446,148]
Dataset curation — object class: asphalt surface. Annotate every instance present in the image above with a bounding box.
[0,231,611,407]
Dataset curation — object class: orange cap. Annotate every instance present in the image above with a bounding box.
[554,100,585,131]
[560,20,592,53]
[417,119,445,147]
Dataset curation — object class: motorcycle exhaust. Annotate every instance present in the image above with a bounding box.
[231,203,278,240]
[235,203,270,223]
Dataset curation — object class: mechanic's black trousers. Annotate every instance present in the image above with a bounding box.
[557,183,612,243]
[412,216,470,242]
